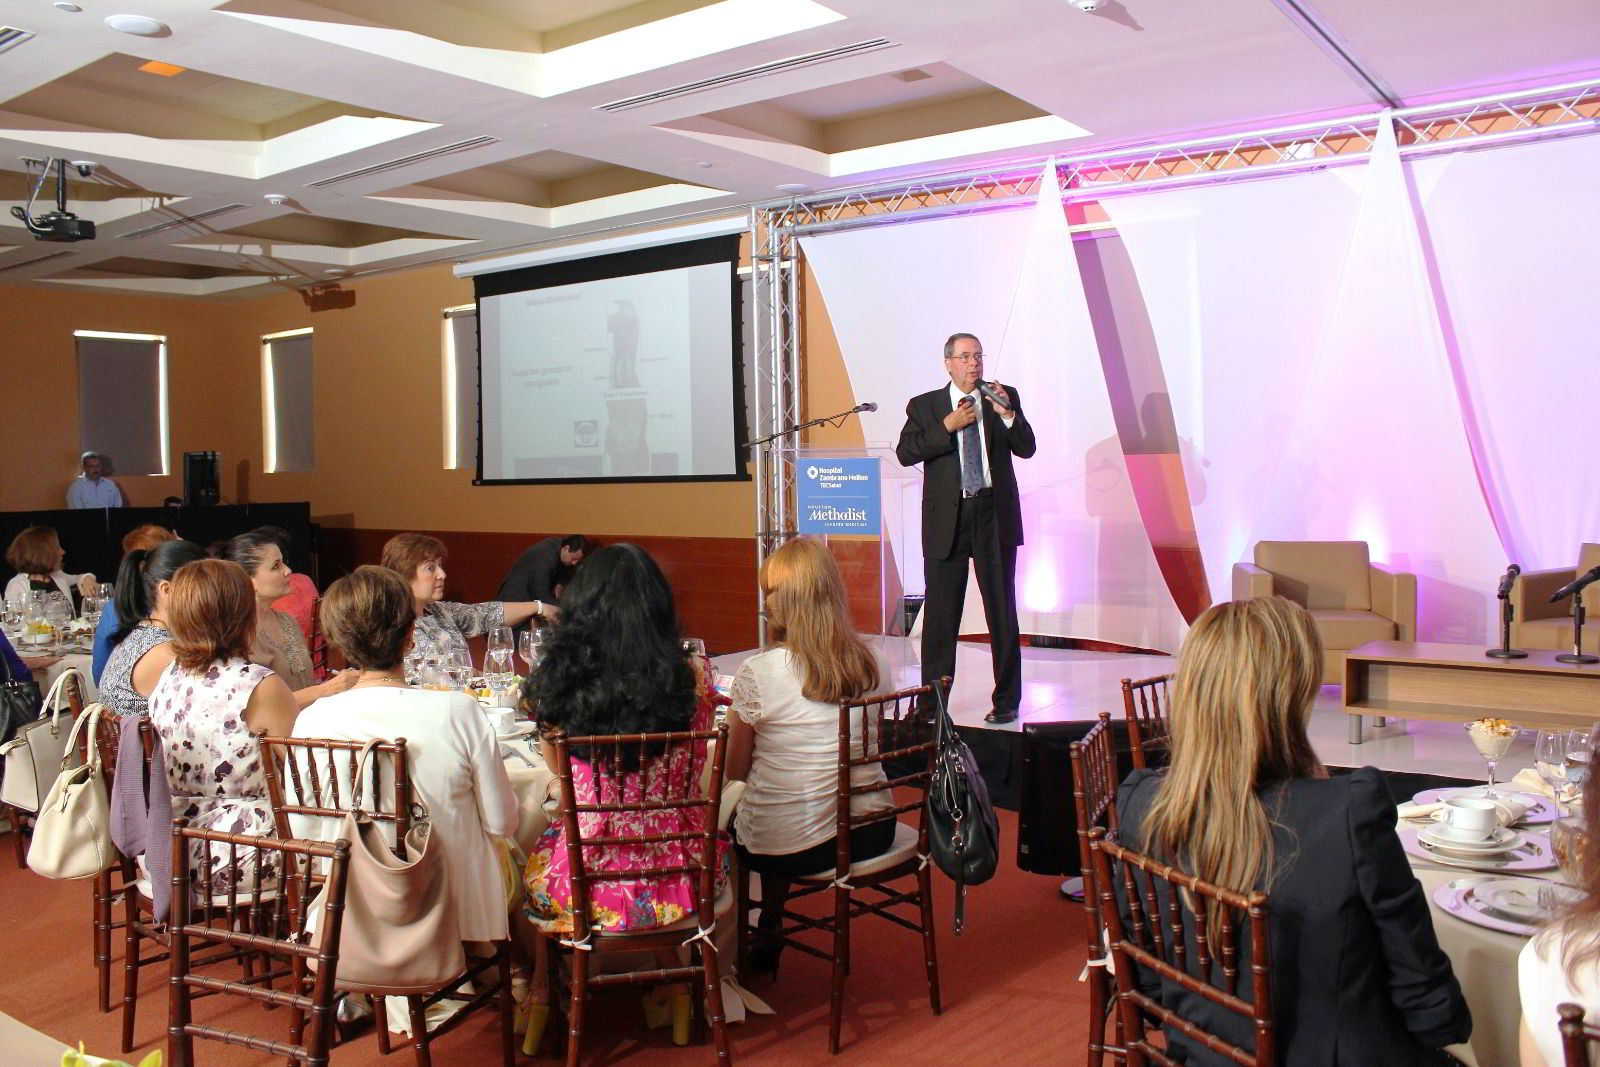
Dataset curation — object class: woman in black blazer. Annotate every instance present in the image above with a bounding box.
[1116,596,1471,1065]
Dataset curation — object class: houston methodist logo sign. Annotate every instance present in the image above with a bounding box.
[796,458,879,534]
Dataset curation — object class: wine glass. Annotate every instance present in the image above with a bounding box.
[682,637,707,658]
[1567,729,1595,809]
[519,628,546,673]
[97,582,114,601]
[445,648,473,691]
[1535,729,1570,799]
[484,627,515,688]
[44,594,72,654]
[1465,719,1518,799]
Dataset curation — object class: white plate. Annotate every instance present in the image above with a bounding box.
[1419,825,1522,854]
[1433,877,1540,936]
[496,721,536,738]
[1402,827,1556,872]
[1476,879,1580,922]
[1411,786,1558,825]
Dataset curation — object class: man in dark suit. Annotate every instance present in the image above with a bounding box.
[896,332,1036,723]
[496,534,590,626]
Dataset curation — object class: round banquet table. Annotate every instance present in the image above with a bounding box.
[1411,863,1541,1067]
[33,652,97,705]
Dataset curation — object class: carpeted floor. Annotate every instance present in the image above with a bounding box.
[0,806,1090,1065]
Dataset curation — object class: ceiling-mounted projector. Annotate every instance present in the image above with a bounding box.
[11,157,97,243]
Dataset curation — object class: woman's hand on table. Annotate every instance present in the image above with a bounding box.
[21,654,61,671]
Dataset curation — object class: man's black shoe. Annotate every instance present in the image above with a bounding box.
[984,707,1018,724]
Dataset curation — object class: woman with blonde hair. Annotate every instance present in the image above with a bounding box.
[725,536,898,972]
[1117,596,1470,1065]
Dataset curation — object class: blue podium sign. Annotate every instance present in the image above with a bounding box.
[796,457,879,534]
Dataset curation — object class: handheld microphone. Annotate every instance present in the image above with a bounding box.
[976,379,1010,410]
[854,401,878,413]
[1550,565,1600,603]
[1496,564,1520,600]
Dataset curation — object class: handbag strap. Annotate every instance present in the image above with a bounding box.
[347,737,429,823]
[57,702,101,773]
[40,667,81,725]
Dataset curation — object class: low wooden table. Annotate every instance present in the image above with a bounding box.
[1343,640,1600,744]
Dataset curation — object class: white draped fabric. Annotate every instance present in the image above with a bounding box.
[802,166,1183,649]
[1103,118,1510,641]
[1406,134,1600,572]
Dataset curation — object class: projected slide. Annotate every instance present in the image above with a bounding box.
[476,238,741,483]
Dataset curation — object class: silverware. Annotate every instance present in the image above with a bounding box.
[501,745,537,768]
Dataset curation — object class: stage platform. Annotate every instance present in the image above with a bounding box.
[713,635,1542,788]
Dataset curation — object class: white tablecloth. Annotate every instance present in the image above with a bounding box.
[1408,827,1564,1067]
[34,653,97,705]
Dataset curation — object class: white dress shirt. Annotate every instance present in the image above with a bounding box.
[67,477,123,509]
[946,380,1014,490]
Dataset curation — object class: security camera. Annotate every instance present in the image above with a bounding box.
[1072,0,1101,10]
[70,160,96,177]
[263,193,289,206]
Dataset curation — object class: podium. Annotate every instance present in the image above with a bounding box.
[781,445,920,635]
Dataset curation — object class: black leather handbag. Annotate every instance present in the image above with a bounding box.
[925,683,999,934]
[0,645,44,749]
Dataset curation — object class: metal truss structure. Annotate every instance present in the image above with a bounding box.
[748,78,1600,633]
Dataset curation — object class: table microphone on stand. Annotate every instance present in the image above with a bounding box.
[1486,564,1528,659]
[1551,565,1600,665]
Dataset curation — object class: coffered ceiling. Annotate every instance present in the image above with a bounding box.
[0,0,1593,297]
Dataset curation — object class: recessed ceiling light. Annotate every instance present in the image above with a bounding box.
[693,161,715,169]
[137,60,185,76]
[775,183,810,193]
[104,14,169,37]
[324,268,349,276]
[53,2,83,12]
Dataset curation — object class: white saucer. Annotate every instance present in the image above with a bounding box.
[1419,825,1521,854]
[496,721,536,738]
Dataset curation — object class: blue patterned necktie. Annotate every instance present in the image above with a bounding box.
[959,398,983,495]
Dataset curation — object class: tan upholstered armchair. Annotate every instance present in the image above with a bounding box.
[1232,541,1417,685]
[1509,543,1600,653]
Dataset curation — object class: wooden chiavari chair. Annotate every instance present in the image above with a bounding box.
[257,734,514,1066]
[541,721,732,1065]
[1121,675,1173,770]
[734,683,941,1056]
[1089,828,1275,1067]
[92,707,136,1014]
[166,820,351,1067]
[1069,712,1123,1066]
[1561,1003,1600,1066]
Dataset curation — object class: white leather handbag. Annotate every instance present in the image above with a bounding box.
[28,703,113,880]
[0,668,81,812]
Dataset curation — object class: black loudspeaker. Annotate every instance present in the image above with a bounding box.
[182,451,221,506]
[1016,718,1136,876]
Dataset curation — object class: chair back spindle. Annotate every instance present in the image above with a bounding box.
[1122,675,1173,770]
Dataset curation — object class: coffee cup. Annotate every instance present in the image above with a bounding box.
[487,707,515,735]
[1436,796,1498,840]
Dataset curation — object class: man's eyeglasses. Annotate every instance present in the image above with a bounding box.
[945,353,984,364]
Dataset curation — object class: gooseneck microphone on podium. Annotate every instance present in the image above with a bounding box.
[1486,564,1528,659]
[1550,565,1600,664]
[744,401,878,450]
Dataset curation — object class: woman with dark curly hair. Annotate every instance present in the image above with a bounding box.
[518,543,724,1048]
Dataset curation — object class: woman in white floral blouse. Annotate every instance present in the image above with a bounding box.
[381,533,558,679]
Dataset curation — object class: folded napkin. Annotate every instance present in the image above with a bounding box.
[1396,793,1532,826]
[1510,767,1576,803]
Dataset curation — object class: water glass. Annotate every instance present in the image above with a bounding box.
[484,647,515,687]
[97,582,114,601]
[45,595,71,654]
[445,649,473,690]
[1552,815,1587,885]
[683,637,707,658]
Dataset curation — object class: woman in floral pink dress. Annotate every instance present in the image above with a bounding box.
[519,543,728,1049]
